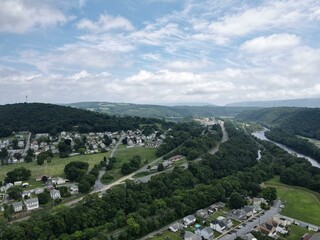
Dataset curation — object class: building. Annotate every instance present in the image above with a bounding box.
[25,198,39,210]
[69,184,79,194]
[12,202,23,212]
[184,231,202,240]
[169,223,184,232]
[50,189,61,199]
[183,215,196,226]
[200,226,214,240]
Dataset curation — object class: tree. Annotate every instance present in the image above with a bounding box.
[103,135,112,146]
[38,192,50,205]
[262,187,277,202]
[122,138,128,145]
[79,180,91,193]
[58,141,72,158]
[229,192,246,209]
[24,156,33,163]
[64,161,89,182]
[0,148,8,159]
[5,167,31,183]
[121,163,132,175]
[26,149,34,158]
[37,157,45,165]
[8,186,22,200]
[157,163,165,172]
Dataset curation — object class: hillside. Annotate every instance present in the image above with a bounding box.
[226,98,320,108]
[65,102,259,118]
[237,107,320,139]
[0,103,163,137]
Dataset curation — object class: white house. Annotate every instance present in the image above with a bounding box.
[183,215,196,226]
[12,202,23,212]
[25,198,39,210]
[69,184,79,194]
[210,217,233,233]
[50,189,61,199]
[169,223,184,232]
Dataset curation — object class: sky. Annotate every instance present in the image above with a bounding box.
[0,0,320,105]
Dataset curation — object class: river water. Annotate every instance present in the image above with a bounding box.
[252,129,320,168]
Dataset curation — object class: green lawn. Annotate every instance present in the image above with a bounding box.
[265,176,320,225]
[0,152,110,185]
[282,225,314,240]
[150,230,182,240]
[101,145,157,184]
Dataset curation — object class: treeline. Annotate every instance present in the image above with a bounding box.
[265,129,320,162]
[259,140,320,192]
[155,122,204,157]
[237,107,320,139]
[0,103,168,137]
[1,122,273,240]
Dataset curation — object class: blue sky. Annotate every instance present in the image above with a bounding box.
[0,0,320,105]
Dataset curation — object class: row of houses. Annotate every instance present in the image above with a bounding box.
[12,197,39,212]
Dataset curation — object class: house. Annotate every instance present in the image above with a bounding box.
[25,198,39,210]
[256,219,278,238]
[52,177,67,185]
[196,209,208,219]
[276,224,288,235]
[69,184,79,194]
[308,225,319,232]
[228,209,247,221]
[212,202,225,209]
[273,216,292,227]
[208,204,217,214]
[200,226,214,240]
[12,202,23,212]
[34,188,44,195]
[169,223,184,232]
[183,215,196,226]
[243,205,256,218]
[50,189,61,199]
[22,190,32,198]
[210,216,233,233]
[18,140,25,148]
[184,231,202,240]
[14,181,22,186]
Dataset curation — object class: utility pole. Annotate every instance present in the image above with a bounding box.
[25,95,28,103]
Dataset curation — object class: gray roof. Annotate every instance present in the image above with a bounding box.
[310,233,320,240]
[243,205,254,213]
[12,202,22,208]
[201,226,213,235]
[25,197,39,204]
[186,214,196,221]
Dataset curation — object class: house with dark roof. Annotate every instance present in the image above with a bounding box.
[228,209,247,221]
[210,216,233,233]
[200,226,214,240]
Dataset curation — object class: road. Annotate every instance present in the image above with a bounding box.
[93,134,125,191]
[23,132,31,156]
[219,200,282,240]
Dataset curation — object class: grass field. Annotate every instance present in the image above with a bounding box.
[101,145,157,184]
[0,152,110,185]
[265,176,320,225]
[283,225,314,240]
[150,230,182,240]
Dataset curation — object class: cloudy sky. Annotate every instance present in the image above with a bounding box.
[1,0,320,105]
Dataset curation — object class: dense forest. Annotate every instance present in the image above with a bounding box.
[65,102,259,118]
[0,103,168,137]
[265,130,320,162]
[237,107,320,139]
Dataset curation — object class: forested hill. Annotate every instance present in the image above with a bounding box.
[236,107,320,139]
[0,103,164,138]
[64,102,259,118]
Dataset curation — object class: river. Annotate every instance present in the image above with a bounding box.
[252,128,320,168]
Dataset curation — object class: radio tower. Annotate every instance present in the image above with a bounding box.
[26,95,28,103]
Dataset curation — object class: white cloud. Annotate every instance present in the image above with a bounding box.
[77,13,134,32]
[0,0,67,33]
[240,34,301,53]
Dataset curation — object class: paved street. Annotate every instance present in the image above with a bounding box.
[219,200,281,240]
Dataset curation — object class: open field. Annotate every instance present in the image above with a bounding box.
[150,230,182,240]
[265,176,320,225]
[283,225,314,240]
[0,152,110,184]
[101,145,157,184]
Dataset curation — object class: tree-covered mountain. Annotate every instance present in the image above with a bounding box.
[226,98,320,108]
[64,102,259,118]
[237,107,320,139]
[0,103,165,137]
